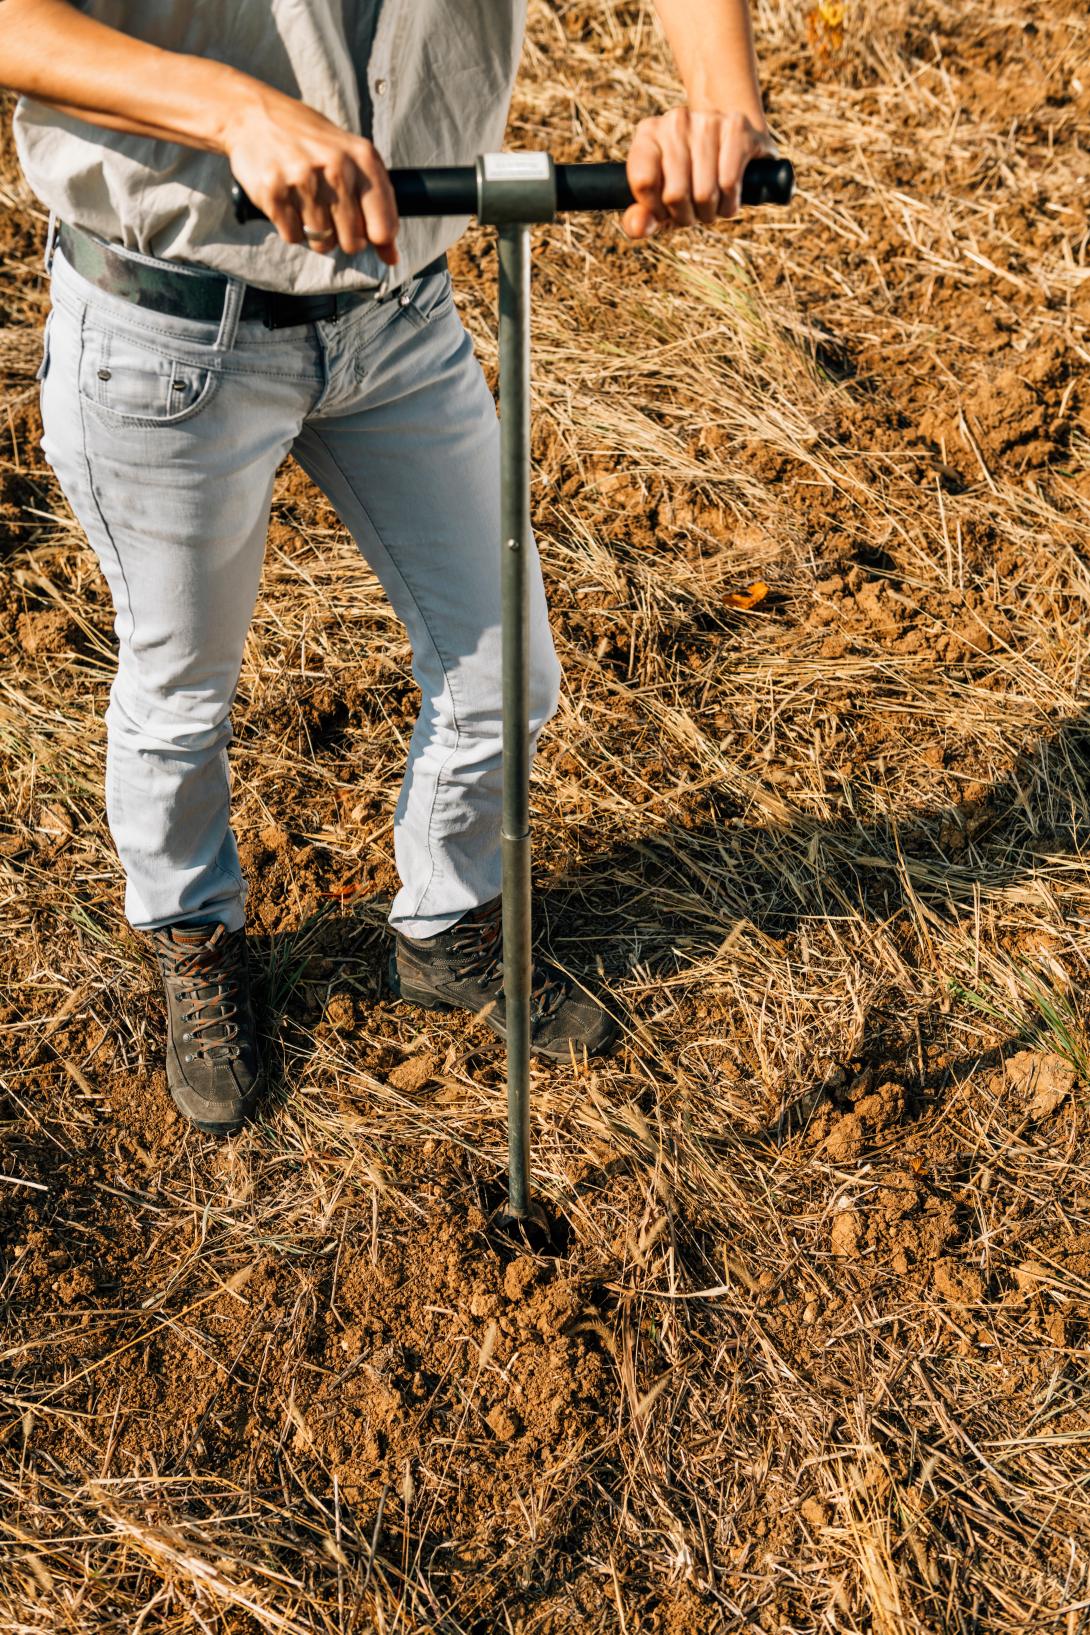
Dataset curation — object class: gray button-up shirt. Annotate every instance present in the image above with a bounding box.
[14,1,527,294]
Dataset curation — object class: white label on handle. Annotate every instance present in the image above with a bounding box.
[482,152,551,181]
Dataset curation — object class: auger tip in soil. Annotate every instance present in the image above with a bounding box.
[493,1198,568,1256]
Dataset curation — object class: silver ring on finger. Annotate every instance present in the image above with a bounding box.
[303,226,334,242]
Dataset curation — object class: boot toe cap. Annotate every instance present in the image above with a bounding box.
[168,1058,259,1135]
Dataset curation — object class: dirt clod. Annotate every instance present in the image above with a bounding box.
[486,1403,522,1441]
[830,1210,863,1258]
[1006,1049,1077,1121]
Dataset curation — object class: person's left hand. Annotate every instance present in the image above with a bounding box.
[623,106,776,238]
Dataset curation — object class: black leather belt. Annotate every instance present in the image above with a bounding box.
[56,222,446,330]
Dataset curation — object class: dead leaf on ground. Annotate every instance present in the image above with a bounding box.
[725,580,769,611]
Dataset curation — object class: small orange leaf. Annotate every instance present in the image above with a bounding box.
[725,580,769,611]
[323,880,363,901]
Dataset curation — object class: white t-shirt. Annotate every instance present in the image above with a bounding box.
[14,0,527,294]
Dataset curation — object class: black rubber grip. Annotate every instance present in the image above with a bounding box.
[386,166,477,216]
[231,156,794,225]
[554,156,794,212]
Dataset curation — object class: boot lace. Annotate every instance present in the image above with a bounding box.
[157,925,245,1064]
[449,903,504,985]
[449,903,568,1022]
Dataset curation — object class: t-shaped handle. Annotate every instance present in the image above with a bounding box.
[231,155,795,225]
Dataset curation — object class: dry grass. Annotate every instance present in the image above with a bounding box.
[2,1,1090,1630]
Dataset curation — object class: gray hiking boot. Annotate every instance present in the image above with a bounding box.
[392,896,618,1062]
[152,922,261,1135]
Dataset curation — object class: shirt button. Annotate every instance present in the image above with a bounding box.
[374,78,388,95]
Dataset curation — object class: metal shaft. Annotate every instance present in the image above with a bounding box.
[498,222,533,1220]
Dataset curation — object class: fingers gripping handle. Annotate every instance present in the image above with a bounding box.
[554,156,794,212]
[230,156,794,225]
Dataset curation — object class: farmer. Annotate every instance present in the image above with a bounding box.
[1,1,774,1133]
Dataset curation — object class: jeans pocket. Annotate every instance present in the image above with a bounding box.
[35,310,54,383]
[78,324,221,427]
[398,270,455,333]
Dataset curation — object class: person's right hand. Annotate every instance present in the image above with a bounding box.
[224,83,398,263]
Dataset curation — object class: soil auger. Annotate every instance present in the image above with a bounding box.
[234,151,795,1237]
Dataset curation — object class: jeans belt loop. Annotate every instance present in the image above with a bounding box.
[215,277,245,352]
[44,211,59,276]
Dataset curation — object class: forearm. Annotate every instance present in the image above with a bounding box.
[652,0,767,126]
[2,0,398,259]
[0,0,254,153]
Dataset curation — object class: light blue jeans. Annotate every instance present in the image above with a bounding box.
[40,244,561,938]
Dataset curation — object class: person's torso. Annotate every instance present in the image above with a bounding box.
[14,0,527,293]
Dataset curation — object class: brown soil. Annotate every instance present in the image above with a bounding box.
[3,2,1090,1631]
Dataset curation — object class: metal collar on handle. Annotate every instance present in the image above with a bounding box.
[476,153,558,226]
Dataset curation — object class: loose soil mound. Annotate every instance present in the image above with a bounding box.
[2,2,1090,1630]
